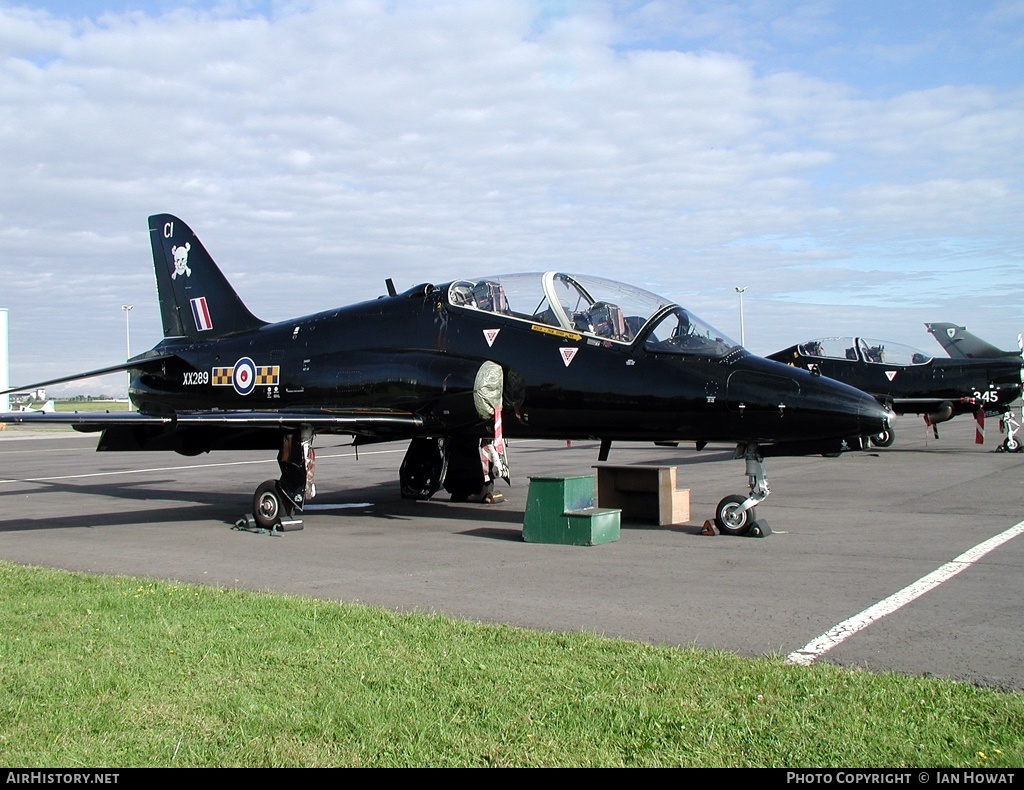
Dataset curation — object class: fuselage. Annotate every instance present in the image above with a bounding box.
[131,274,890,450]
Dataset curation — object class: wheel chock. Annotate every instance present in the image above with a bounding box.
[747,520,772,538]
[700,520,716,536]
[234,514,257,531]
[233,514,280,536]
[233,513,302,535]
[276,518,304,532]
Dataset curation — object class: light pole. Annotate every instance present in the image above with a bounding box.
[121,304,133,411]
[735,287,747,347]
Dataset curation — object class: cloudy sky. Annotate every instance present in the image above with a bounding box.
[2,0,1022,395]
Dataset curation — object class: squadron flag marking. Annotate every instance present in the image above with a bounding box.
[212,360,280,395]
[190,297,213,332]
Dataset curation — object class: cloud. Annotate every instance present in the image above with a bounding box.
[0,0,1022,389]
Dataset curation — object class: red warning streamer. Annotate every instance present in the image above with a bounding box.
[493,406,505,454]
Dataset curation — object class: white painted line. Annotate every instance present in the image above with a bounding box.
[0,448,406,485]
[786,519,1024,665]
[303,503,374,511]
[0,439,557,486]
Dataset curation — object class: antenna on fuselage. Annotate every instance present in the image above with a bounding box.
[385,278,397,297]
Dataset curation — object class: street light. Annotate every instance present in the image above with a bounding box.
[121,304,133,411]
[735,287,747,347]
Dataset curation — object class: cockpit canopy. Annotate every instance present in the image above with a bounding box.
[447,271,740,358]
[798,337,933,366]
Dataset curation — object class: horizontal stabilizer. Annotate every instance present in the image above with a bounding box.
[0,352,176,398]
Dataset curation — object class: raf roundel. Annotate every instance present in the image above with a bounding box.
[232,357,257,396]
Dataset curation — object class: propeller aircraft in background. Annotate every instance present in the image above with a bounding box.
[924,323,1024,452]
[767,332,1023,451]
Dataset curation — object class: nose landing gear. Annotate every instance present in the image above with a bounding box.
[998,409,1023,453]
[715,444,772,537]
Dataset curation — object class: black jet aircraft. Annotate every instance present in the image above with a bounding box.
[1,214,891,536]
[767,335,1023,449]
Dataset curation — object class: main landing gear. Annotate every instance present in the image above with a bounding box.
[400,392,511,504]
[251,427,315,531]
[715,444,771,537]
[399,435,509,503]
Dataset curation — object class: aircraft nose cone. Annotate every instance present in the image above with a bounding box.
[813,373,890,435]
[728,361,891,443]
[868,399,894,435]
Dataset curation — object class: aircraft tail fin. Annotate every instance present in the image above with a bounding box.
[925,323,1016,360]
[149,214,267,341]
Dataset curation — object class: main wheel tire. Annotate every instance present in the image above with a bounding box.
[399,437,448,500]
[1004,436,1021,453]
[253,480,284,529]
[870,428,895,448]
[715,494,755,536]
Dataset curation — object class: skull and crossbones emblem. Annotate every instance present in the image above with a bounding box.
[171,243,192,279]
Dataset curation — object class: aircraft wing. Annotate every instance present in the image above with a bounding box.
[0,408,423,435]
[889,397,976,408]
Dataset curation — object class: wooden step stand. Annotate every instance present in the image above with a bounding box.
[592,464,690,527]
[522,474,621,546]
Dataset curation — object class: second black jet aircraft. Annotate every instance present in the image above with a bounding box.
[2,214,891,536]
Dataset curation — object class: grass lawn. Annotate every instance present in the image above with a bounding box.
[1,561,1021,768]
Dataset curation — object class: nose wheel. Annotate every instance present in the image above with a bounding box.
[870,427,895,448]
[715,493,757,536]
[997,409,1022,453]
